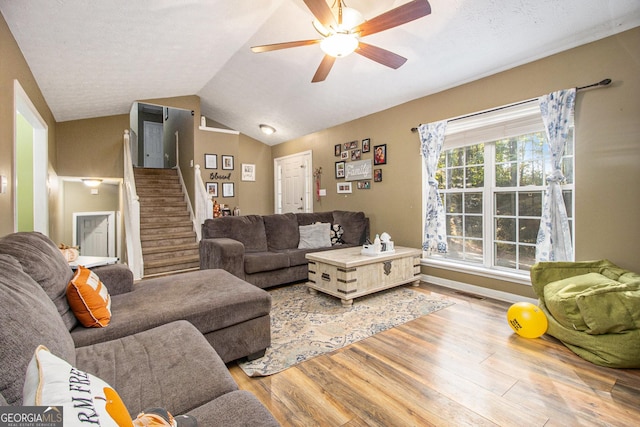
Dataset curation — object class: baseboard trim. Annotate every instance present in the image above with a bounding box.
[421,274,538,305]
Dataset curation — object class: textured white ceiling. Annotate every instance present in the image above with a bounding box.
[2,0,639,145]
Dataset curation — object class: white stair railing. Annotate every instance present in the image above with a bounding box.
[122,129,144,280]
[194,164,213,239]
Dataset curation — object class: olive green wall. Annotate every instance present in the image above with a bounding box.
[273,27,640,298]
[0,12,58,238]
[16,113,34,231]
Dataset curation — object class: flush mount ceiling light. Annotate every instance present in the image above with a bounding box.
[82,178,102,187]
[259,124,276,135]
[251,0,432,82]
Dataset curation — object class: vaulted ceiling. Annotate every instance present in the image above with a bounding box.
[2,0,638,145]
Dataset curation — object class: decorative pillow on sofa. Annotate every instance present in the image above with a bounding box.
[66,266,111,327]
[23,345,133,426]
[298,223,332,249]
[330,223,345,246]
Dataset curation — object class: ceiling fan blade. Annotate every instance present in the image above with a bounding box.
[356,42,407,69]
[303,0,337,29]
[312,55,336,83]
[251,39,321,53]
[353,0,431,38]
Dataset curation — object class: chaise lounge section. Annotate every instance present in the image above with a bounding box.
[0,231,279,425]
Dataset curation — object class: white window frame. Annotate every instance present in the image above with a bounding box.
[421,100,575,284]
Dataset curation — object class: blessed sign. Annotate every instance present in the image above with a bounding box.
[345,159,372,181]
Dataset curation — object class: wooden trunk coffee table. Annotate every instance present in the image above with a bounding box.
[306,246,422,306]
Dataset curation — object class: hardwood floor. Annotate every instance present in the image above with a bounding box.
[228,282,640,427]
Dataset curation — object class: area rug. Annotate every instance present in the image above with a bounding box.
[238,284,454,376]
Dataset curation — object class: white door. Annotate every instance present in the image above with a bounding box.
[73,211,116,257]
[143,121,164,167]
[274,151,312,214]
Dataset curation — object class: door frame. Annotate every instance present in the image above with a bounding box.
[13,80,48,234]
[72,211,116,257]
[273,150,313,214]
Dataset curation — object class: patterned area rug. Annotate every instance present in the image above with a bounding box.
[238,283,454,376]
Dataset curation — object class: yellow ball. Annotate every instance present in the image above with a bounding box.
[507,302,548,338]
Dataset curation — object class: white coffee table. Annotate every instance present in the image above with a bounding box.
[306,246,422,306]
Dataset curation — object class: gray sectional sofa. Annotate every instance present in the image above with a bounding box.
[200,211,370,288]
[0,231,278,426]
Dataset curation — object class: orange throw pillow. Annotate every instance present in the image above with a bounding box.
[66,266,111,327]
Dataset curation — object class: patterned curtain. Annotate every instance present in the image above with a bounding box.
[536,88,576,262]
[419,121,448,254]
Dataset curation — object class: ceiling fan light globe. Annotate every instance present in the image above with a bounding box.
[339,7,365,31]
[320,33,359,57]
[312,19,330,37]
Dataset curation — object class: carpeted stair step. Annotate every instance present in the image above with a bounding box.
[142,243,199,261]
[140,213,191,224]
[139,195,186,205]
[140,223,194,234]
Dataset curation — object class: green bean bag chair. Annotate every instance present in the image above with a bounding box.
[530,260,640,368]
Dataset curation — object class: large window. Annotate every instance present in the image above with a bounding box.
[425,102,574,275]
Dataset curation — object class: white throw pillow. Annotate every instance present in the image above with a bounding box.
[298,222,332,249]
[23,345,132,426]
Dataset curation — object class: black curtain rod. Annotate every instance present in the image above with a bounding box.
[410,78,612,133]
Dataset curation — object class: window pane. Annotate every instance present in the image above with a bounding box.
[519,218,540,243]
[496,140,517,162]
[496,163,517,187]
[447,238,463,259]
[449,148,464,167]
[465,193,483,214]
[446,215,462,236]
[562,158,573,184]
[563,190,573,217]
[465,239,483,263]
[436,169,446,189]
[465,166,484,188]
[520,160,544,186]
[519,245,536,271]
[466,144,484,165]
[496,218,516,242]
[518,192,542,217]
[495,242,516,268]
[449,168,464,188]
[446,193,462,213]
[465,216,483,238]
[495,192,515,216]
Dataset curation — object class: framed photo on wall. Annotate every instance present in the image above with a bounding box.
[374,144,387,165]
[241,163,255,181]
[335,161,345,179]
[362,138,371,153]
[206,182,218,197]
[337,182,352,194]
[334,144,342,156]
[222,155,234,170]
[222,182,234,197]
[374,168,382,182]
[204,154,217,169]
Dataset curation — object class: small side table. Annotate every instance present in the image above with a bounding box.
[69,256,119,270]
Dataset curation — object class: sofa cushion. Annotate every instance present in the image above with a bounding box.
[23,345,132,426]
[298,223,332,249]
[263,213,299,250]
[202,216,268,253]
[0,254,76,406]
[71,269,272,348]
[245,252,290,274]
[187,390,280,427]
[67,266,112,327]
[0,232,77,329]
[297,211,334,226]
[75,320,239,417]
[333,211,368,245]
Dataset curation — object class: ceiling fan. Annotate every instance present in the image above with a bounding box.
[250,0,432,82]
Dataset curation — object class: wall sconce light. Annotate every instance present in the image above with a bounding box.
[82,178,103,187]
[259,124,276,135]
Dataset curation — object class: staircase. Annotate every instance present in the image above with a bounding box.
[134,168,200,277]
